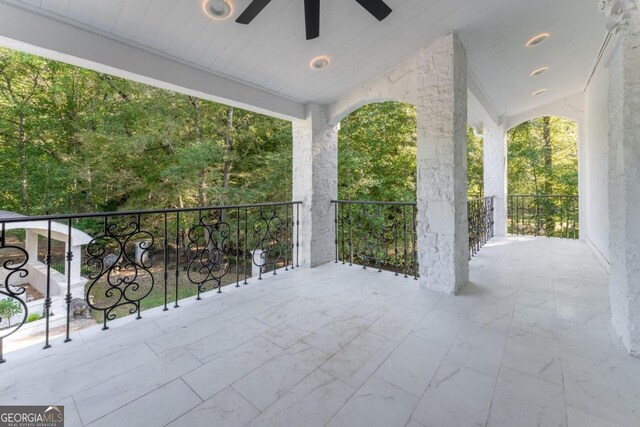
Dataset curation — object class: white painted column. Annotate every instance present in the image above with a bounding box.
[415,33,469,294]
[70,244,83,285]
[603,0,640,356]
[24,230,38,263]
[483,125,507,236]
[292,103,339,268]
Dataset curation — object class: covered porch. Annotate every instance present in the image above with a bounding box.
[0,0,640,425]
[2,237,636,427]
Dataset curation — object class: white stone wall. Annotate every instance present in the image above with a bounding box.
[584,56,610,265]
[482,125,507,236]
[327,33,470,294]
[607,26,640,356]
[415,34,469,294]
[292,104,339,268]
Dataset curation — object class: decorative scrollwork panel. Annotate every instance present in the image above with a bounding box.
[85,216,155,329]
[186,211,231,297]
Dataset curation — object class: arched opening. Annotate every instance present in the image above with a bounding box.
[332,101,490,275]
[338,102,417,202]
[506,116,579,238]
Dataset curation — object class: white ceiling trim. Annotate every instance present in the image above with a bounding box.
[0,0,306,121]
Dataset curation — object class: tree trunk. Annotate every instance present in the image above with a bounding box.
[189,96,207,207]
[223,107,234,190]
[18,113,28,211]
[541,116,555,234]
[542,116,553,194]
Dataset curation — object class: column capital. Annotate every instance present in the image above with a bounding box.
[599,0,640,35]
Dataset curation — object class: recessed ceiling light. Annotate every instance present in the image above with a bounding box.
[310,55,331,70]
[203,0,233,19]
[526,33,550,47]
[532,88,548,96]
[530,66,549,77]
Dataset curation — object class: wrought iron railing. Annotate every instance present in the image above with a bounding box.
[508,194,578,238]
[332,200,419,278]
[0,201,301,363]
[468,197,495,259]
[331,197,495,277]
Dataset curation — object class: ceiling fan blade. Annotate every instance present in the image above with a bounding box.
[235,0,272,24]
[353,0,392,21]
[304,0,320,40]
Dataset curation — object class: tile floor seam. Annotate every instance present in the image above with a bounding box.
[228,384,264,418]
[159,378,206,427]
[367,330,428,399]
[552,278,571,427]
[59,342,161,400]
[404,294,474,425]
[483,267,521,427]
[71,393,86,427]
[318,368,362,427]
[84,378,201,427]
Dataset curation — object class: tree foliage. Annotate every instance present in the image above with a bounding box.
[507,117,578,196]
[0,48,577,217]
[0,47,292,215]
[0,298,22,327]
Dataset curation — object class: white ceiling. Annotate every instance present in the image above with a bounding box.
[9,0,606,118]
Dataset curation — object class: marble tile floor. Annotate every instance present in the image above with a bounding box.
[1,236,639,427]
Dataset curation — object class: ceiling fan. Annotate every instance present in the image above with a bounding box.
[235,0,393,40]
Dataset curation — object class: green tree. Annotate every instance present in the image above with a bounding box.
[0,298,22,327]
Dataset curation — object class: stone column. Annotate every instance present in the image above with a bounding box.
[69,244,83,285]
[415,33,469,294]
[24,230,38,263]
[292,103,339,268]
[602,0,640,356]
[483,125,507,236]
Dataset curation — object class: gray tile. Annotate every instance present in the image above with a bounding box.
[445,320,507,377]
[320,331,399,388]
[303,313,371,355]
[182,337,283,400]
[232,341,330,411]
[74,348,201,424]
[86,379,201,427]
[562,353,640,426]
[412,360,495,427]
[501,329,562,385]
[327,376,418,427]
[249,369,355,427]
[374,334,446,397]
[487,367,566,427]
[185,317,273,363]
[167,387,259,427]
[566,406,624,427]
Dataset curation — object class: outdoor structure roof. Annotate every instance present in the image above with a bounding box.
[0,0,606,125]
[0,210,93,246]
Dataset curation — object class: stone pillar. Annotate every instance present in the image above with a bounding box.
[483,125,507,236]
[415,33,469,294]
[292,103,339,268]
[602,0,640,356]
[70,244,83,285]
[25,230,38,263]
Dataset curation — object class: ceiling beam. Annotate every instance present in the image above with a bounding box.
[0,1,306,121]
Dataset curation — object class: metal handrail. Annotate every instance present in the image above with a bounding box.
[0,201,302,363]
[0,201,303,224]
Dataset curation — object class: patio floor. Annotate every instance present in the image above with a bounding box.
[1,237,639,427]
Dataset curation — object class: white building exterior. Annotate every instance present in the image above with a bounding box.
[0,0,638,357]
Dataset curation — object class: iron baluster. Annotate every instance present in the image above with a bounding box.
[175,211,180,308]
[65,219,73,342]
[334,202,339,263]
[44,220,52,349]
[163,212,168,311]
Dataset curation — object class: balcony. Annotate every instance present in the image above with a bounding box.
[1,202,638,426]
